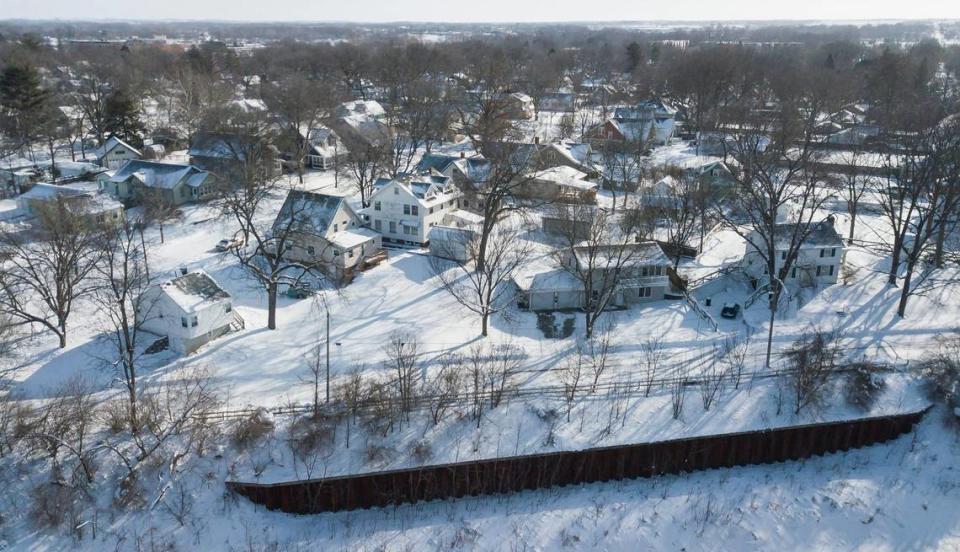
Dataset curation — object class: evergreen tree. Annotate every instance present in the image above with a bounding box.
[103,88,144,147]
[0,63,49,152]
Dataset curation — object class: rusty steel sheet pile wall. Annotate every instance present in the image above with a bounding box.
[227,408,929,514]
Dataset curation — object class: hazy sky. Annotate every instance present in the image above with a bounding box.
[4,0,959,23]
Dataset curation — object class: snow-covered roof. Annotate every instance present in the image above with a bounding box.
[371,174,460,206]
[110,160,213,190]
[442,209,484,228]
[19,182,123,216]
[573,242,670,271]
[532,166,596,191]
[274,190,353,236]
[751,219,844,250]
[329,227,380,249]
[160,270,230,313]
[0,157,37,171]
[306,127,348,158]
[93,136,142,159]
[337,100,385,119]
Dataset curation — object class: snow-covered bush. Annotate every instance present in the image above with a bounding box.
[843,362,887,412]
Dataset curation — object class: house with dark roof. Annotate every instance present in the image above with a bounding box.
[188,132,281,181]
[584,101,676,148]
[273,190,382,280]
[105,160,218,205]
[139,270,242,354]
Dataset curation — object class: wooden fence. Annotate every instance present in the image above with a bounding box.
[227,406,929,514]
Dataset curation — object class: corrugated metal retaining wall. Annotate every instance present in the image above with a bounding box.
[227,407,930,514]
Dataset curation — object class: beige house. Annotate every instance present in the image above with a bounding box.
[274,190,382,280]
[17,182,124,227]
[90,136,142,169]
[515,166,598,204]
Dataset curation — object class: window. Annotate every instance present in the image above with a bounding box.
[334,249,340,257]
[374,219,382,231]
[393,187,399,195]
[333,223,338,232]
[181,316,188,328]
[375,201,381,211]
[828,265,835,276]
[225,304,232,313]
[780,251,787,260]
[348,249,354,258]
[389,221,396,234]
[639,287,652,298]
[830,248,837,257]
[307,245,315,255]
[403,205,411,215]
[411,205,419,216]
[820,249,826,258]
[190,316,198,327]
[429,207,434,214]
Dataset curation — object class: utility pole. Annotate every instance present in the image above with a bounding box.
[326,308,330,403]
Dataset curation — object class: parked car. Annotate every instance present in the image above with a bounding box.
[215,236,243,252]
[286,282,314,299]
[720,302,740,319]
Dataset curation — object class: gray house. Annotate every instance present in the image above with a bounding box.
[515,242,671,311]
[104,160,218,206]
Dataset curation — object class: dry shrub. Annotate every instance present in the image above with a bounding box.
[365,443,390,465]
[288,415,335,461]
[100,398,129,434]
[410,439,432,463]
[231,409,274,451]
[30,482,84,533]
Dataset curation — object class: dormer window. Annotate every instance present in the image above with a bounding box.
[393,187,399,195]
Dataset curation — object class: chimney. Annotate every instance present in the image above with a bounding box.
[460,151,465,159]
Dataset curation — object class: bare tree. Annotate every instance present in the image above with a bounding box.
[430,219,531,337]
[0,201,102,348]
[216,118,323,330]
[715,75,835,367]
[383,330,418,418]
[645,166,702,269]
[783,327,841,415]
[93,219,157,433]
[559,347,585,422]
[875,116,960,317]
[835,148,871,244]
[641,335,666,396]
[263,75,333,184]
[552,203,646,338]
[423,353,463,425]
[338,139,389,209]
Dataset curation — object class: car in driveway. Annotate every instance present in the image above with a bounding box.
[215,236,243,252]
[720,302,741,319]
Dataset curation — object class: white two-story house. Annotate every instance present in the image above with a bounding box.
[139,270,241,354]
[742,218,845,287]
[362,174,462,246]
